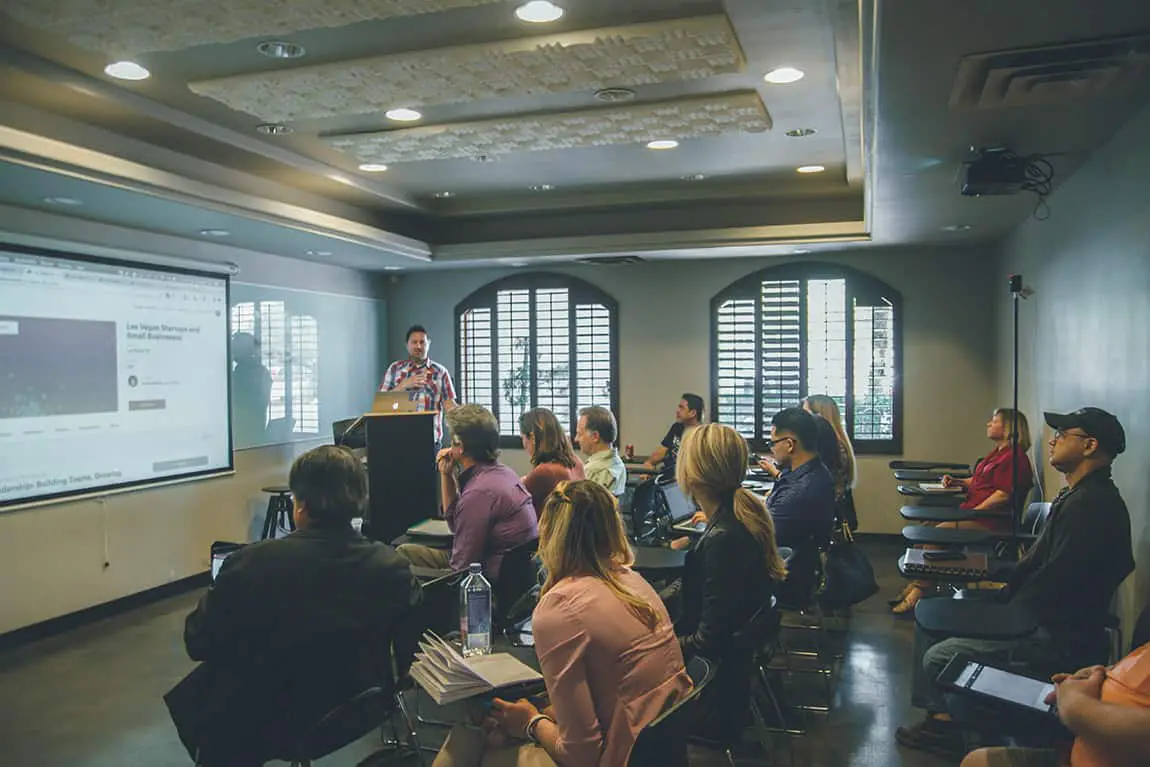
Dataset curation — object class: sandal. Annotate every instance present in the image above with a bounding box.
[891,585,926,615]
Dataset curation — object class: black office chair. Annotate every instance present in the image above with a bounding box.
[627,655,716,767]
[493,537,540,631]
[279,685,425,767]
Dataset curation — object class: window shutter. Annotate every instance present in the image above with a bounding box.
[574,302,613,434]
[290,315,319,433]
[230,303,255,336]
[805,278,848,415]
[715,298,757,440]
[459,306,494,414]
[259,300,286,421]
[535,288,571,428]
[496,289,532,436]
[760,280,801,439]
[853,300,896,440]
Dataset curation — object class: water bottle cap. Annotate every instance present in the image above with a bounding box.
[469,563,482,572]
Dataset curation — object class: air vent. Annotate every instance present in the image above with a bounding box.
[950,34,1150,110]
[574,255,647,265]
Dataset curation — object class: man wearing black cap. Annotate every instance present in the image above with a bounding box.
[896,407,1134,760]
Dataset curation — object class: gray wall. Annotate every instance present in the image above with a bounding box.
[0,210,385,635]
[389,245,1001,534]
[996,101,1150,636]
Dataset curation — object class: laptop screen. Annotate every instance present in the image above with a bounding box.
[661,482,697,523]
[209,542,245,581]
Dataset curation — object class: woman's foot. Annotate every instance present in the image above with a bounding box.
[891,585,926,615]
[887,582,915,606]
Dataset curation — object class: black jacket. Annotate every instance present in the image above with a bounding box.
[1006,466,1133,665]
[164,525,422,766]
[673,502,776,740]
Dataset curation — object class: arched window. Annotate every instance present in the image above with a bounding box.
[456,273,619,444]
[711,263,903,454]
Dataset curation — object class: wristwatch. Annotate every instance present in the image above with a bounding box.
[525,713,555,744]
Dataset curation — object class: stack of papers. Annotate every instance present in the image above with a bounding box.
[409,632,543,705]
[919,482,964,493]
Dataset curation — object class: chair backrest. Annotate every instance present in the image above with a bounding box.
[627,656,716,767]
[493,537,540,629]
[290,686,388,761]
[1022,502,1053,535]
[1132,599,1150,650]
[627,478,674,545]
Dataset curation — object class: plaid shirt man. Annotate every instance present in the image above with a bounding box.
[380,358,456,443]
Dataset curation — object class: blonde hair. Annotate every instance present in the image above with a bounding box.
[994,408,1032,453]
[804,395,856,490]
[675,424,788,582]
[538,480,659,631]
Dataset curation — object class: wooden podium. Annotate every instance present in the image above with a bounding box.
[363,411,439,544]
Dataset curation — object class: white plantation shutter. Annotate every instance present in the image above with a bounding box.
[457,275,618,441]
[712,265,902,452]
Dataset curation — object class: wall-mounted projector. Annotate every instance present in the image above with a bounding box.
[961,148,1030,196]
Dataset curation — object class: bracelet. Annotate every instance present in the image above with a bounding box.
[525,713,554,743]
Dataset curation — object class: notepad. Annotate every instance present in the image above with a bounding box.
[918,483,964,493]
[409,632,543,705]
[406,518,453,538]
[903,548,989,579]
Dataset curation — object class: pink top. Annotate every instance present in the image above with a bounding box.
[533,568,692,767]
[522,460,586,518]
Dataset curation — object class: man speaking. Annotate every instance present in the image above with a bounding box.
[381,325,456,445]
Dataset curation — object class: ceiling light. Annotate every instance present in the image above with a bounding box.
[433,191,455,199]
[595,87,635,103]
[507,260,530,268]
[199,229,231,238]
[383,266,404,272]
[256,123,292,135]
[42,196,84,206]
[358,163,389,172]
[257,40,305,59]
[515,1,564,23]
[792,248,813,255]
[785,128,818,138]
[796,165,826,174]
[682,173,706,182]
[104,61,150,81]
[386,108,422,122]
[764,67,805,84]
[530,184,554,191]
[647,139,679,150]
[942,224,972,232]
[305,250,333,257]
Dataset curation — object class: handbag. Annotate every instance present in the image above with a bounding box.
[818,523,879,607]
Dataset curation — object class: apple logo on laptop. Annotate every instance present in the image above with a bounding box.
[392,401,400,411]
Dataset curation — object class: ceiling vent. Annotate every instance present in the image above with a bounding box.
[949,34,1150,110]
[574,255,647,266]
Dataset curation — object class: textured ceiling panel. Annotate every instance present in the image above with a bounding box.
[3,0,505,58]
[189,15,744,122]
[324,92,771,163]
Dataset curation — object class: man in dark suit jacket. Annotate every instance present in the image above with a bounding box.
[164,445,423,767]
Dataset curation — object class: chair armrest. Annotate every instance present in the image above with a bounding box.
[914,597,1037,639]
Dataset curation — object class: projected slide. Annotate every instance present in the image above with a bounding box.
[0,245,232,508]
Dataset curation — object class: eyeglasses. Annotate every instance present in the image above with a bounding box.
[1051,429,1092,443]
[766,436,794,449]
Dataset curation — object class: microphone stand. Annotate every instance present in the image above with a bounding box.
[1008,274,1022,555]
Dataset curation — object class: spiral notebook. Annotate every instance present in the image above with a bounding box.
[903,549,989,579]
[409,631,542,705]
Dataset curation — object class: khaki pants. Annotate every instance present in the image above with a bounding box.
[397,543,452,570]
[432,725,557,767]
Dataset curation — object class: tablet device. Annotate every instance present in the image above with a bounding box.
[210,541,246,581]
[937,655,1057,716]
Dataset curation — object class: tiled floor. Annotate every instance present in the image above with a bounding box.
[0,539,955,766]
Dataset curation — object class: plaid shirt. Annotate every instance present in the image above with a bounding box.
[380,358,456,442]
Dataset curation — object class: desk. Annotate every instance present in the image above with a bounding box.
[631,545,687,575]
[901,525,991,546]
[900,505,976,523]
[914,597,1037,640]
[893,469,972,482]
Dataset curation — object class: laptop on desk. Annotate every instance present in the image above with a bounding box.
[663,482,706,536]
[372,391,420,414]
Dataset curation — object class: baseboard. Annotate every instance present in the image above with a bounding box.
[0,571,209,654]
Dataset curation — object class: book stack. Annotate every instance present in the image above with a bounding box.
[903,549,989,579]
[409,632,543,705]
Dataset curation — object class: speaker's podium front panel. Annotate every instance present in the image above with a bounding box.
[363,411,439,544]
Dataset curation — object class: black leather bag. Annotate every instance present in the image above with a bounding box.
[818,524,878,607]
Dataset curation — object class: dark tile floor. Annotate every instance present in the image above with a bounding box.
[0,539,956,766]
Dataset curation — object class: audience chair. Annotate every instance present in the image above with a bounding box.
[889,460,971,472]
[279,686,423,767]
[627,655,716,767]
[493,537,540,632]
[775,537,836,713]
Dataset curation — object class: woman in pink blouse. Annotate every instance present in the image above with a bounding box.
[519,408,585,518]
[433,480,692,767]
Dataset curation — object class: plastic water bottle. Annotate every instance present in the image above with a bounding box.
[460,563,492,657]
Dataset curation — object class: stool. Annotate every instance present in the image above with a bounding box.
[260,485,295,540]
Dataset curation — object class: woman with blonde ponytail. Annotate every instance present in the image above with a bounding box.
[664,423,787,741]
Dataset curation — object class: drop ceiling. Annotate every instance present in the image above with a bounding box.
[0,0,1148,271]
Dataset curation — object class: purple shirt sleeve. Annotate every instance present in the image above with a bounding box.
[446,489,494,573]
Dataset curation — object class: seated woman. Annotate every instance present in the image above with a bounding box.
[519,407,585,518]
[665,423,789,742]
[433,480,691,767]
[803,395,857,519]
[892,408,1035,614]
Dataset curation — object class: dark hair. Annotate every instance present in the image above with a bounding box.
[810,413,842,473]
[520,407,578,468]
[288,445,367,526]
[682,393,704,421]
[405,325,428,341]
[770,407,818,452]
[579,406,618,445]
[447,404,501,462]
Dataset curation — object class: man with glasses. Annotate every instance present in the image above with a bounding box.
[897,407,1134,761]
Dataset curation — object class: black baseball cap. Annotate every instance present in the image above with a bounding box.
[1044,408,1126,456]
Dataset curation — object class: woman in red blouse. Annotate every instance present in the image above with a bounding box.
[892,408,1034,614]
[519,408,585,518]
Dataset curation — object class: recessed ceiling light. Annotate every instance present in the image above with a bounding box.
[104,61,150,81]
[515,1,564,23]
[793,248,813,255]
[199,229,231,238]
[682,173,706,182]
[530,184,555,191]
[764,67,805,84]
[647,139,679,150]
[305,250,333,257]
[508,260,530,268]
[796,165,826,174]
[785,128,818,138]
[256,123,292,135]
[256,40,305,59]
[383,266,404,272]
[386,108,422,122]
[433,191,455,199]
[942,224,972,232]
[42,196,84,206]
[358,163,389,172]
[595,87,635,103]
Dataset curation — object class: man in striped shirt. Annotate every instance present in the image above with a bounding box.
[380,325,457,444]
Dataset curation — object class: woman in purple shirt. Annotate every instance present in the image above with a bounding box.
[433,480,692,767]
